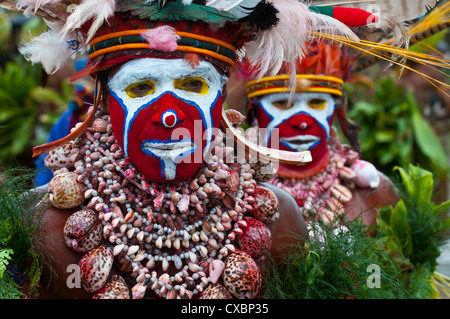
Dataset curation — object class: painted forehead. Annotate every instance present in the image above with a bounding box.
[258,92,336,111]
[108,57,228,89]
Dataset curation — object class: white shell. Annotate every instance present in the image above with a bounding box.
[351,160,381,189]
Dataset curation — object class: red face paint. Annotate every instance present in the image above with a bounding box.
[252,92,336,178]
[109,92,223,183]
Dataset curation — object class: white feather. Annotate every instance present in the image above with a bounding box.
[244,0,359,82]
[19,30,73,74]
[60,0,116,43]
[16,0,62,12]
[206,0,262,19]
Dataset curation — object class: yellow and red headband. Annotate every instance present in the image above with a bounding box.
[243,40,355,99]
[246,74,344,98]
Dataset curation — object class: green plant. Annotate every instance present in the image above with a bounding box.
[0,167,47,298]
[377,164,450,298]
[345,76,448,179]
[262,218,404,299]
[0,12,11,48]
[0,56,73,167]
[263,164,450,299]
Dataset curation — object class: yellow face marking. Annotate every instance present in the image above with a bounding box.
[125,80,156,98]
[174,77,209,95]
[271,98,295,110]
[307,98,327,110]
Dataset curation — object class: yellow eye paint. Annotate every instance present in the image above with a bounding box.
[271,99,294,110]
[307,98,327,110]
[174,77,209,94]
[125,80,156,98]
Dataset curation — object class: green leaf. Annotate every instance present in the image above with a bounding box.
[431,200,450,216]
[378,205,393,227]
[442,218,450,229]
[350,101,379,117]
[9,115,34,154]
[379,147,397,165]
[375,130,396,143]
[0,13,12,43]
[394,166,413,198]
[389,200,412,256]
[407,164,434,208]
[359,129,376,151]
[0,249,13,278]
[30,87,68,109]
[410,102,448,177]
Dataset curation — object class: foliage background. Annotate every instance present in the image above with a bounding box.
[0,10,74,170]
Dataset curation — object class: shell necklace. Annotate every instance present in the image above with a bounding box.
[47,111,279,299]
[270,127,359,224]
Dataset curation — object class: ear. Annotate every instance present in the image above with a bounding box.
[222,82,228,100]
[245,98,260,126]
[96,72,110,114]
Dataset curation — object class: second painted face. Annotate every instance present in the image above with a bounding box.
[252,91,337,174]
[108,58,227,183]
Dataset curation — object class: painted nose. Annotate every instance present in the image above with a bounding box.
[152,108,185,128]
[294,114,315,130]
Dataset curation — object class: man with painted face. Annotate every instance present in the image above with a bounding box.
[107,56,226,183]
[244,41,399,228]
[8,0,379,299]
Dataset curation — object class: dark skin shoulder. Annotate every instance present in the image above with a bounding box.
[345,171,399,226]
[37,205,93,299]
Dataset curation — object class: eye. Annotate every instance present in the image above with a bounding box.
[307,98,327,110]
[125,80,156,98]
[174,77,209,94]
[272,99,295,110]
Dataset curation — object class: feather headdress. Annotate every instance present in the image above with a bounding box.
[1,0,371,79]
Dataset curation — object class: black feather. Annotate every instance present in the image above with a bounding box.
[240,0,279,31]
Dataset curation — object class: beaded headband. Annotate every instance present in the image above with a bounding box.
[89,29,237,66]
[245,74,344,98]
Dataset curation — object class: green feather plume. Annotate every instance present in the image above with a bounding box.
[116,1,238,26]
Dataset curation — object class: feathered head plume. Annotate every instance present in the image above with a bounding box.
[1,0,373,82]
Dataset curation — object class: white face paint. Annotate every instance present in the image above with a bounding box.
[107,57,228,182]
[108,57,227,155]
[256,92,336,150]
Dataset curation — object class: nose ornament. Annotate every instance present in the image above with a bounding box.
[161,110,178,128]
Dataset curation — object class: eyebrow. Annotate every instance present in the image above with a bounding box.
[110,59,221,89]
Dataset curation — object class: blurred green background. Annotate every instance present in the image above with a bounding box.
[0,9,74,170]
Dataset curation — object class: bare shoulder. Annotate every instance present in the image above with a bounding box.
[346,171,399,225]
[263,183,308,261]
